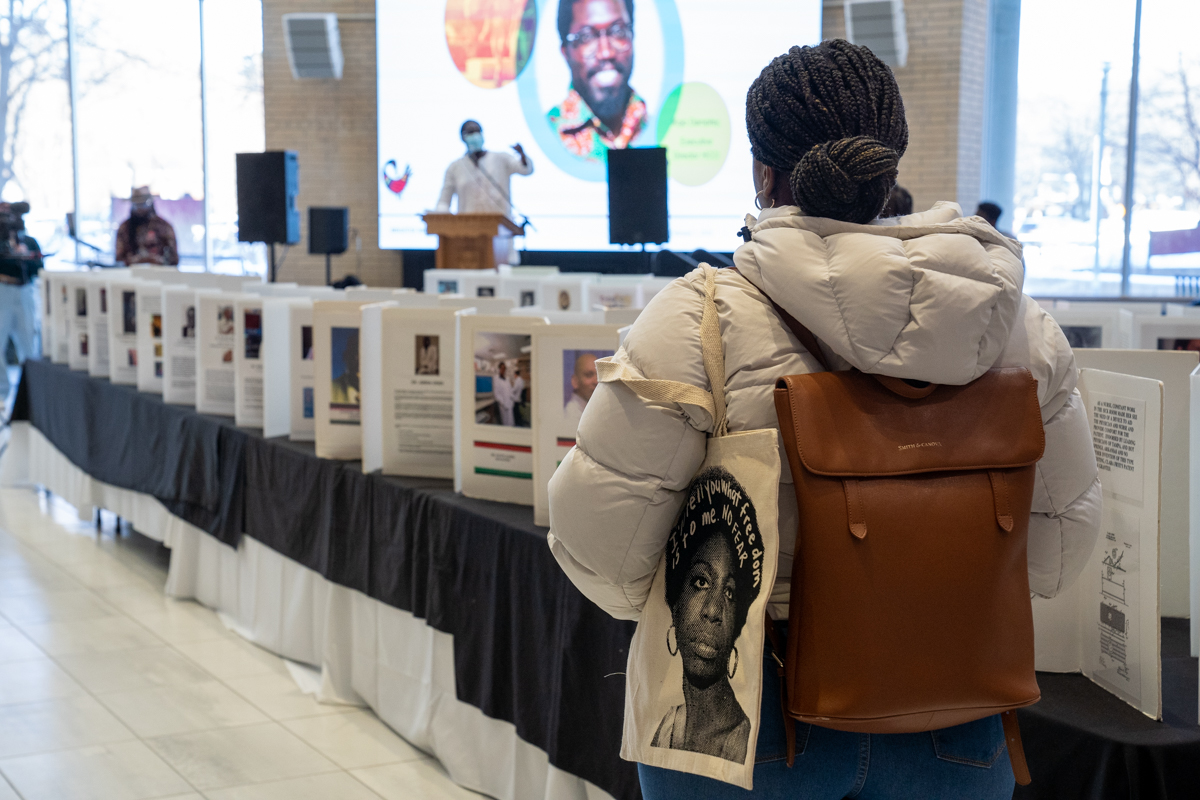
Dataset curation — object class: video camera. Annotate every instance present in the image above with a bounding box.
[0,201,30,239]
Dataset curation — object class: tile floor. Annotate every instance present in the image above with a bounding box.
[0,486,486,800]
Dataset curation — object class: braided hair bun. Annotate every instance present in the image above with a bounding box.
[747,40,908,224]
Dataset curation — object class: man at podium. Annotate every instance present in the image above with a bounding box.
[435,120,532,264]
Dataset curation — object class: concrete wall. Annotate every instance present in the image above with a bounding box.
[823,0,988,215]
[262,0,401,286]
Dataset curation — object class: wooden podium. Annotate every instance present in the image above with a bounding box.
[422,213,524,270]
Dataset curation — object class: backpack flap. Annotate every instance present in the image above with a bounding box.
[774,367,1044,478]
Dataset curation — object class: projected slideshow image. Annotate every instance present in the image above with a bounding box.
[376,0,820,251]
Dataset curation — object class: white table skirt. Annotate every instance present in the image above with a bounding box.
[8,422,616,800]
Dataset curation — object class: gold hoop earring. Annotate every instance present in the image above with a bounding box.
[667,626,679,656]
[755,189,773,211]
[727,646,739,679]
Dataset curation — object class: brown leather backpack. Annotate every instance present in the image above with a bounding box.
[770,311,1044,786]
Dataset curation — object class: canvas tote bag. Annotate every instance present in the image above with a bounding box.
[596,265,780,789]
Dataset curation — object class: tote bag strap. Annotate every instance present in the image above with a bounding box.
[596,265,728,437]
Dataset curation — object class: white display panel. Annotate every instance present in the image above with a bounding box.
[362,305,461,478]
[376,0,821,251]
[454,312,548,503]
[86,277,111,378]
[531,324,621,525]
[1032,368,1163,720]
[106,278,142,386]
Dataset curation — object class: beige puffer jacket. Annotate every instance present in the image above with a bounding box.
[548,202,1102,621]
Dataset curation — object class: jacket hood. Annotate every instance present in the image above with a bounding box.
[732,202,1026,385]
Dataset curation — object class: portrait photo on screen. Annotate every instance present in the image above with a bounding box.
[562,348,611,426]
[122,292,137,334]
[151,314,162,339]
[127,348,137,367]
[376,0,820,251]
[182,306,196,339]
[244,309,262,359]
[99,288,107,314]
[474,331,532,427]
[330,326,361,424]
[302,325,314,360]
[1062,325,1103,349]
[75,287,86,316]
[416,335,440,375]
[303,387,314,419]
[78,333,88,356]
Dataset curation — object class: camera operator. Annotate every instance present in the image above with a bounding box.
[0,201,42,407]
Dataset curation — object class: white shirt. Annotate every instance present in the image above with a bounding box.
[563,392,588,429]
[417,343,439,375]
[436,151,533,216]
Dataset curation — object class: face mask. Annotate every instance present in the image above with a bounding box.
[464,132,485,153]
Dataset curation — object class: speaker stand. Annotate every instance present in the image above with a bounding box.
[325,253,332,286]
[269,243,277,283]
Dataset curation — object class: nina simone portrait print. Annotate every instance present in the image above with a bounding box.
[652,466,763,763]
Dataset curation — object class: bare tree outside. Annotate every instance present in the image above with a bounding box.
[0,0,65,201]
[1142,59,1200,208]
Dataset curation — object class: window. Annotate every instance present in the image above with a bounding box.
[1015,0,1200,296]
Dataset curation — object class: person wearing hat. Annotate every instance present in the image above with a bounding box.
[115,186,179,266]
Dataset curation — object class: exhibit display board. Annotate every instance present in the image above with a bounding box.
[1049,306,1134,349]
[531,324,620,525]
[376,0,821,251]
[424,269,501,296]
[40,272,53,359]
[135,281,166,394]
[361,305,460,478]
[288,300,318,442]
[501,275,545,308]
[162,287,211,406]
[313,300,373,460]
[584,278,644,311]
[1033,368,1164,720]
[1074,349,1199,621]
[85,275,111,378]
[540,274,597,312]
[455,312,547,503]
[106,278,142,385]
[50,272,72,364]
[233,295,265,428]
[261,298,304,439]
[438,295,516,314]
[66,275,90,372]
[1133,317,1200,353]
[195,292,243,416]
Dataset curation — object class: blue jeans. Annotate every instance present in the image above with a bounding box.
[638,638,1015,799]
[0,282,38,399]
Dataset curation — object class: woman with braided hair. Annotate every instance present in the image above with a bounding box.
[548,40,1101,798]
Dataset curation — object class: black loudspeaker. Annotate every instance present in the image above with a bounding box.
[236,151,300,245]
[308,207,349,254]
[608,147,669,246]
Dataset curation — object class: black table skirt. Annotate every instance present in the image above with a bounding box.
[13,360,1200,800]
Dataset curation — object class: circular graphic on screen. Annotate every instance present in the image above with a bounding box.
[445,0,538,89]
[656,82,730,186]
[517,0,684,182]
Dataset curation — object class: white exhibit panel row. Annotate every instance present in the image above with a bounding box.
[0,426,614,800]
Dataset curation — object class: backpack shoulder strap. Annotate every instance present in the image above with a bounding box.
[722,266,830,371]
[770,299,829,372]
[596,265,728,436]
